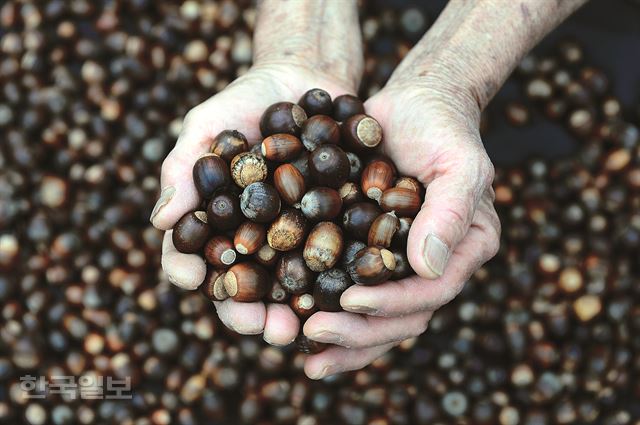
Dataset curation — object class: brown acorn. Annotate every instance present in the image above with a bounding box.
[290,293,317,319]
[392,217,413,247]
[300,187,343,221]
[240,182,281,223]
[332,94,365,122]
[204,235,237,268]
[342,240,367,268]
[314,268,354,312]
[339,182,364,205]
[391,250,414,280]
[295,334,327,354]
[206,191,242,231]
[368,212,400,248]
[260,101,307,137]
[172,211,211,254]
[234,221,266,255]
[308,144,350,189]
[267,209,307,252]
[273,164,306,207]
[300,115,340,151]
[261,134,304,162]
[342,114,383,151]
[275,251,316,295]
[224,262,270,302]
[230,152,268,188]
[395,176,422,195]
[192,153,231,199]
[342,202,382,241]
[200,268,228,301]
[210,130,249,162]
[361,159,396,202]
[290,152,312,185]
[379,187,422,217]
[347,246,396,286]
[303,222,344,272]
[267,280,289,304]
[298,88,333,117]
[254,243,280,268]
[346,151,363,181]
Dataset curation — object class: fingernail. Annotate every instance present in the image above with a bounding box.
[423,233,449,277]
[308,331,343,345]
[310,365,335,380]
[342,304,378,315]
[263,333,289,347]
[150,186,176,224]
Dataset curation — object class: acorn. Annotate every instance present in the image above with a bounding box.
[254,243,280,268]
[240,182,281,223]
[314,268,354,312]
[379,187,422,217]
[275,251,316,295]
[342,202,382,241]
[300,187,343,221]
[234,221,266,255]
[172,211,211,254]
[260,101,307,137]
[395,176,422,195]
[391,250,414,280]
[298,88,333,116]
[224,262,270,302]
[204,235,237,268]
[267,280,289,304]
[332,94,365,122]
[230,152,268,188]
[193,153,231,199]
[339,182,364,205]
[368,212,400,248]
[290,152,312,185]
[261,134,304,162]
[295,334,327,354]
[290,293,317,319]
[303,222,344,272]
[200,268,228,301]
[210,129,249,162]
[273,164,306,207]
[300,115,340,151]
[342,240,367,268]
[347,246,396,286]
[392,217,413,247]
[309,144,350,188]
[342,114,383,151]
[267,209,307,252]
[346,151,363,181]
[361,159,396,202]
[207,191,243,231]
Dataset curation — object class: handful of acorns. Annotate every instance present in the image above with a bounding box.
[171,89,424,353]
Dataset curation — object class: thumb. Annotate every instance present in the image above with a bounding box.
[407,157,493,279]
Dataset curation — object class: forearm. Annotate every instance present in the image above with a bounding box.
[388,0,587,110]
[253,0,363,90]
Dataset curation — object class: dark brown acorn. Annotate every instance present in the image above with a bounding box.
[314,268,354,312]
[290,293,317,319]
[200,268,228,301]
[207,191,242,231]
[204,235,237,268]
[332,94,365,122]
[361,159,396,202]
[210,130,249,162]
[392,217,413,247]
[339,182,364,205]
[342,240,367,268]
[368,212,400,248]
[254,244,280,268]
[342,114,383,151]
[224,262,270,302]
[261,134,304,162]
[267,209,307,252]
[309,144,350,188]
[260,101,307,137]
[273,164,306,207]
[275,251,316,295]
[379,187,421,217]
[193,153,231,199]
[230,152,268,188]
[300,187,343,221]
[342,202,382,241]
[303,222,344,272]
[346,152,363,181]
[240,182,281,223]
[347,246,396,286]
[298,88,333,116]
[300,115,340,151]
[391,250,414,280]
[234,221,266,255]
[172,211,211,254]
[295,334,327,354]
[290,152,312,185]
[267,281,289,304]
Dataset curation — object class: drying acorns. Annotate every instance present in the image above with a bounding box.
[169,90,424,353]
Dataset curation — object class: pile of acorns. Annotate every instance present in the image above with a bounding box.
[170,88,424,352]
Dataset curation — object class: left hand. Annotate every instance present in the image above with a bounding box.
[302,81,501,379]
